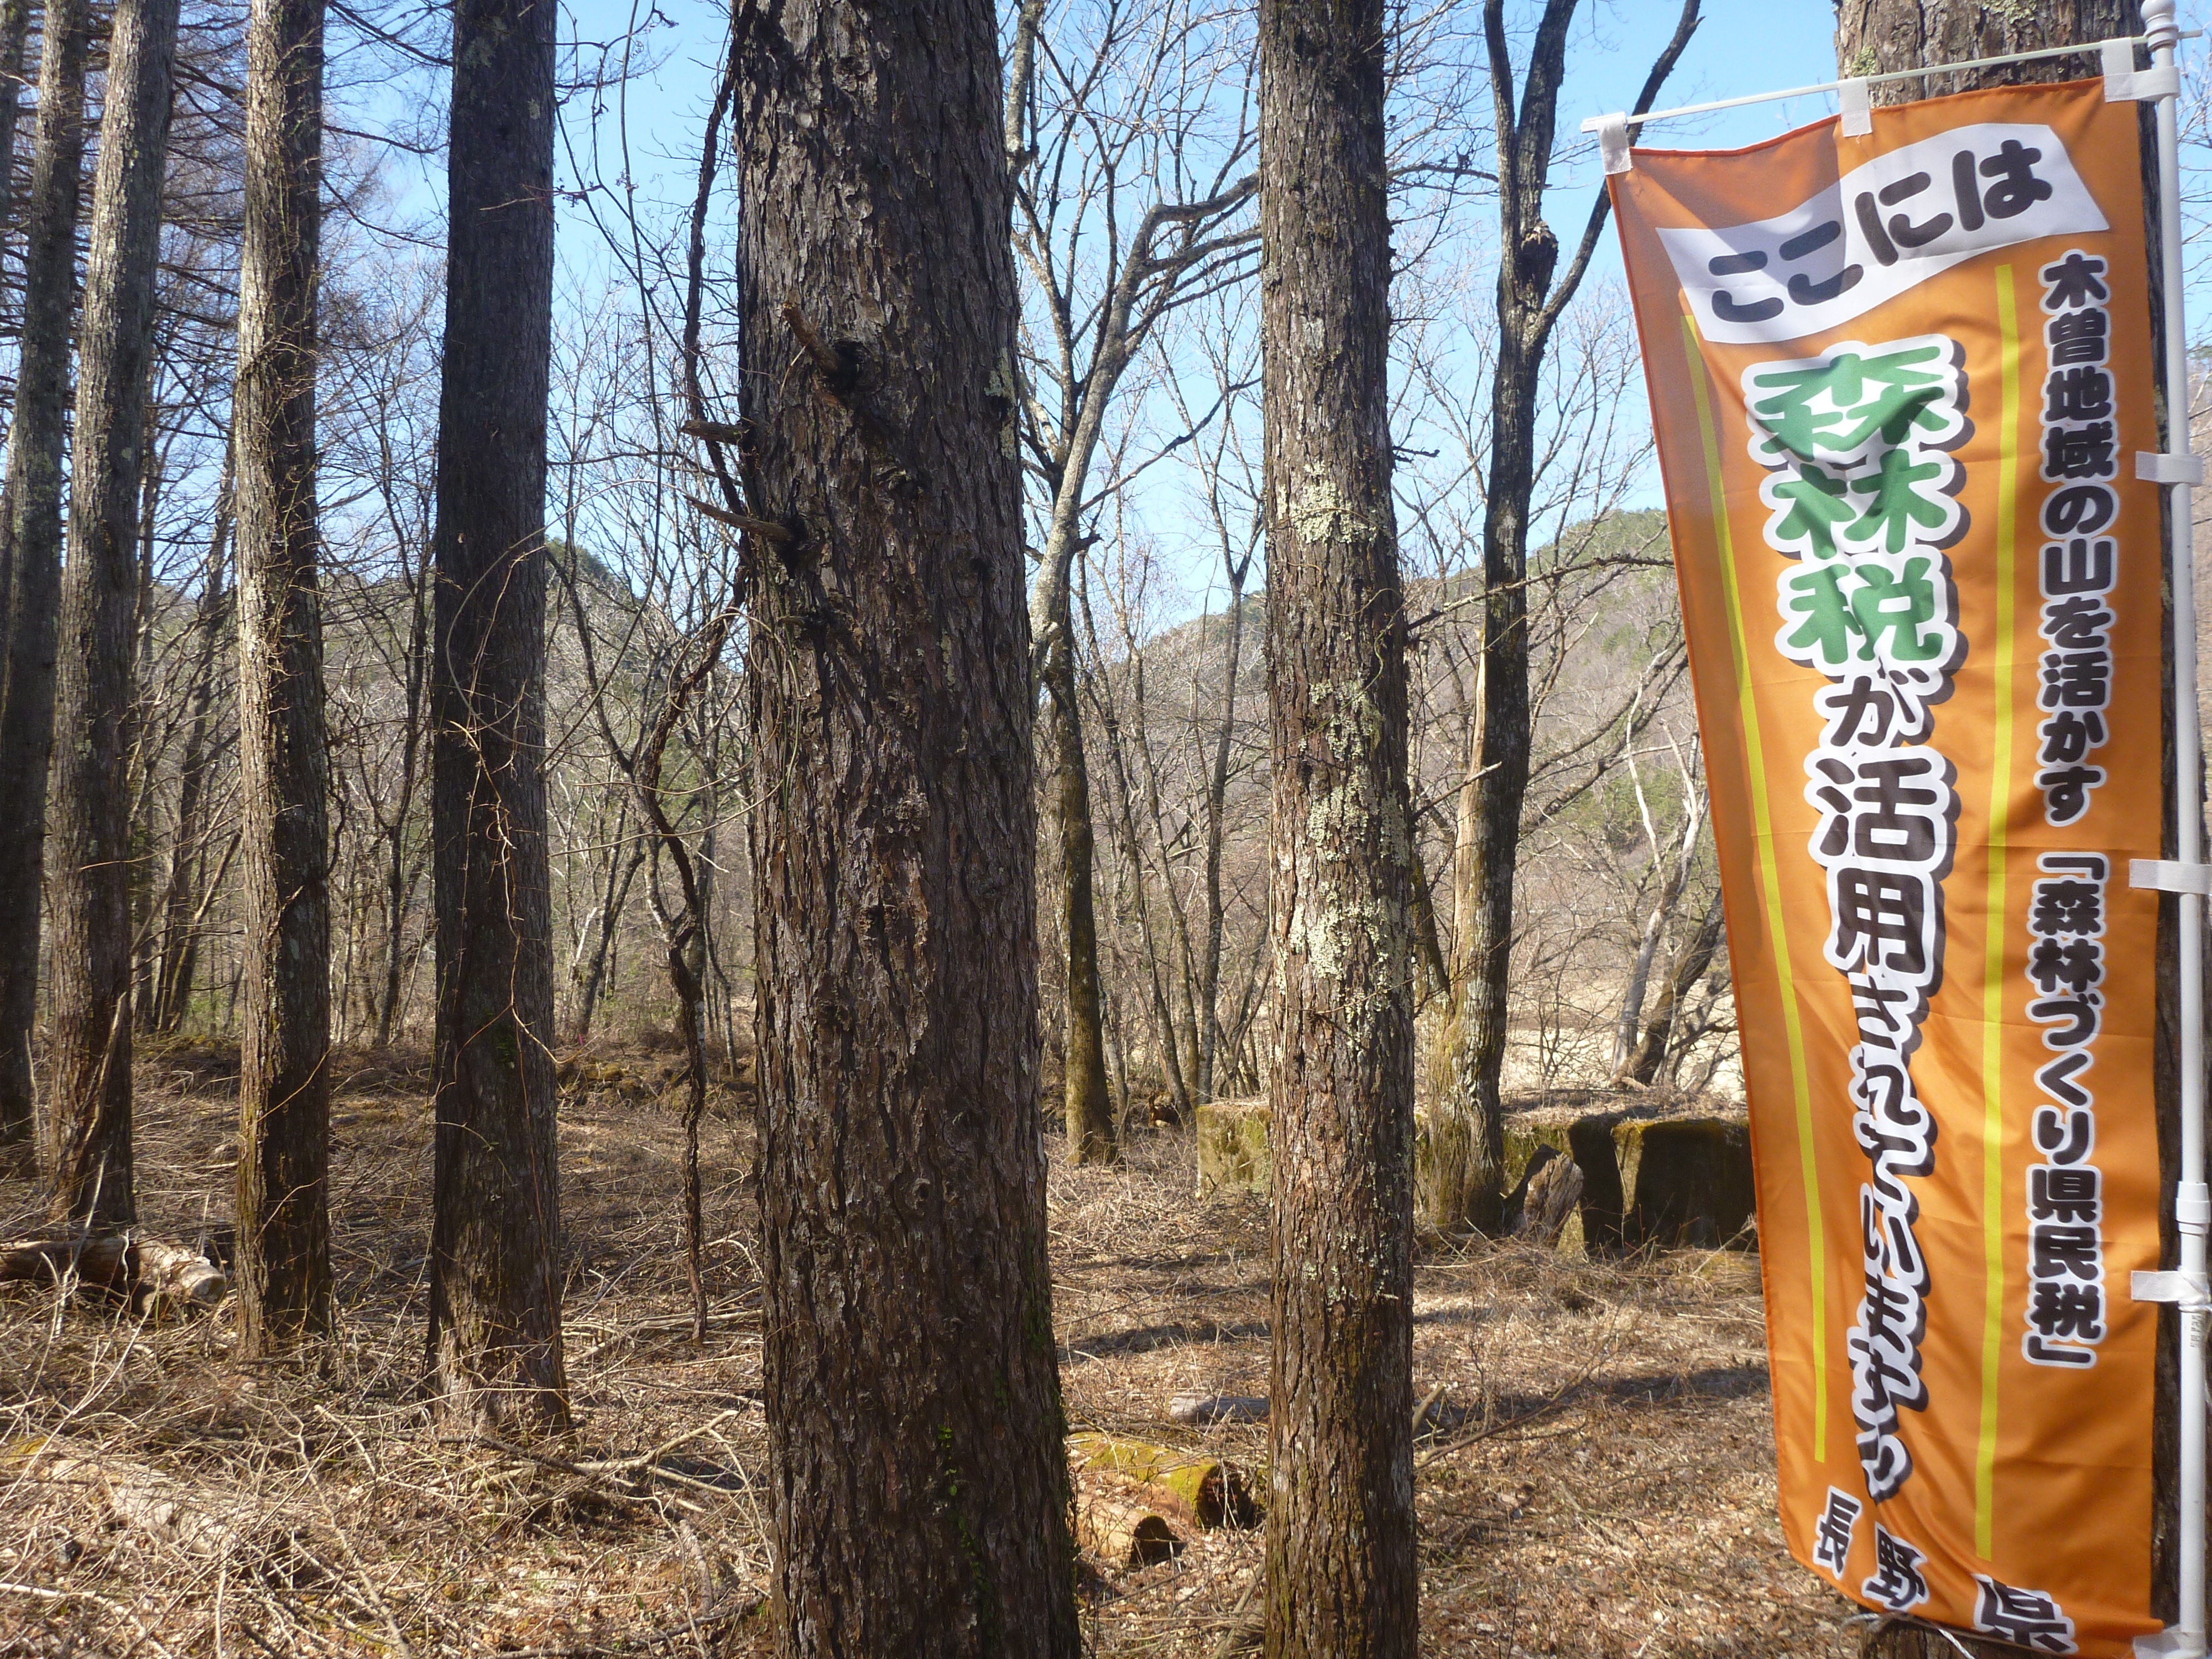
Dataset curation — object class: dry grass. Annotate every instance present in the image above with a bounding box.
[0,1045,1864,1657]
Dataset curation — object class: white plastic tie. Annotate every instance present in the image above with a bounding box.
[2132,1627,2209,1658]
[2138,450,2205,486]
[1596,114,1631,176]
[2106,38,2181,101]
[2131,859,2212,895]
[1838,77,1871,136]
[2134,1270,2212,1309]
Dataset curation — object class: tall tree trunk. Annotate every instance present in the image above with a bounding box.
[128,437,167,1025]
[1828,13,2153,1659]
[1034,482,1114,1161]
[1047,656,1116,1162]
[1195,565,1249,1101]
[233,0,329,1353]
[373,537,430,1048]
[424,0,567,1432]
[153,467,233,1036]
[43,0,178,1225]
[1426,0,1698,1235]
[570,821,639,1044]
[0,0,87,1157]
[734,0,1080,1644]
[1258,0,1416,1648]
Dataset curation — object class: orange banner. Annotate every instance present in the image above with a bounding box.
[1611,82,2166,1654]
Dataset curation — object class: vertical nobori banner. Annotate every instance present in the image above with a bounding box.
[1611,81,2163,1655]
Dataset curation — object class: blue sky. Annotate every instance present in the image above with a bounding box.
[518,0,2190,614]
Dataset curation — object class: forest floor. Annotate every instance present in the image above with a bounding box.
[0,1036,1866,1658]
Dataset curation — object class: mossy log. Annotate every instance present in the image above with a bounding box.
[1068,1432,1259,1527]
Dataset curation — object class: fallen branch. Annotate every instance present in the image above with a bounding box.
[15,1446,288,1561]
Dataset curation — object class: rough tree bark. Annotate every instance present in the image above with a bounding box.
[424,0,567,1431]
[1426,0,1699,1235]
[733,0,1081,1644]
[1257,0,1416,1648]
[233,0,330,1352]
[44,0,180,1225]
[0,0,87,1156]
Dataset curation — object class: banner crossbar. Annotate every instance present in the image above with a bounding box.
[1579,31,2200,140]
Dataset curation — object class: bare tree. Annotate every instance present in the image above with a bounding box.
[0,0,88,1157]
[148,459,236,1035]
[424,0,567,1431]
[44,0,184,1223]
[1428,0,1698,1233]
[733,0,1081,1642]
[1259,0,1416,1647]
[1007,0,1256,1160]
[233,0,331,1352]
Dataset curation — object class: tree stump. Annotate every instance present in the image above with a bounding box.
[1509,1148,1584,1246]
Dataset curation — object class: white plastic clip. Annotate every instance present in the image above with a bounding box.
[2131,858,2212,896]
[1838,78,1871,137]
[2132,1629,2208,1658]
[2105,38,2181,101]
[1596,114,1631,176]
[2133,1270,2212,1310]
[2138,450,2205,486]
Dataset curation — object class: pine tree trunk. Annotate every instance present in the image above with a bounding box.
[1258,0,1417,1645]
[233,0,329,1353]
[43,0,179,1225]
[0,0,87,1155]
[734,0,1080,1644]
[1830,11,2142,1654]
[424,0,566,1432]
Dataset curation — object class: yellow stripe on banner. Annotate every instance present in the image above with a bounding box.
[1682,316,1826,1456]
[1978,267,2023,1559]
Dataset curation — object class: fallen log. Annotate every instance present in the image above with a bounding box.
[1071,1471,1188,1568]
[1068,1433,1259,1527]
[0,1233,227,1316]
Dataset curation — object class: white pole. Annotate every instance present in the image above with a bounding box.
[2145,2,2209,1655]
